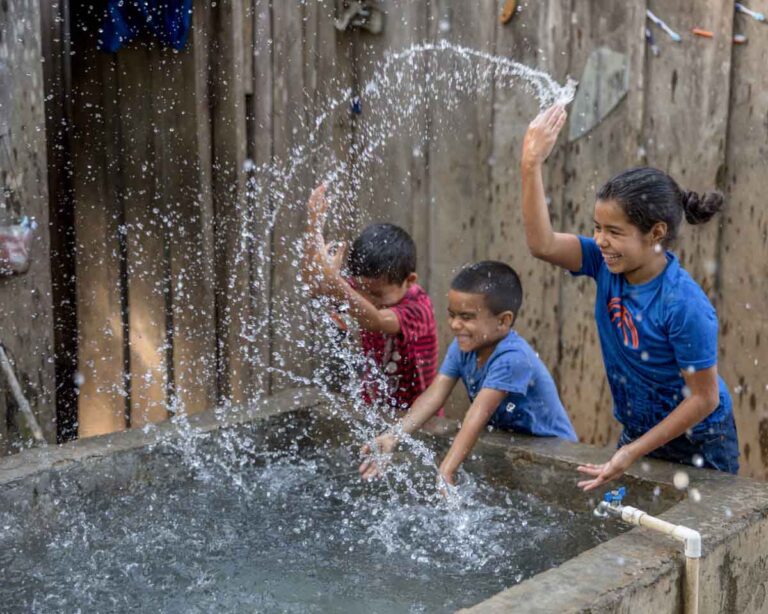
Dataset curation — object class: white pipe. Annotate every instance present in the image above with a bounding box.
[0,345,46,444]
[685,557,700,614]
[617,504,700,614]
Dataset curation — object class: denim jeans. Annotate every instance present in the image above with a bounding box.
[618,415,740,474]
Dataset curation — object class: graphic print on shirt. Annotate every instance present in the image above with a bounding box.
[608,297,639,349]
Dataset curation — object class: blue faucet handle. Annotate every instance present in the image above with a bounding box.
[603,486,626,504]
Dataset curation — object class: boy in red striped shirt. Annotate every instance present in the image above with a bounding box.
[302,185,439,414]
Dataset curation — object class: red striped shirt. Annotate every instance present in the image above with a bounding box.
[360,284,439,412]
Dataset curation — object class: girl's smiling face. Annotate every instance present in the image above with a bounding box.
[593,199,667,285]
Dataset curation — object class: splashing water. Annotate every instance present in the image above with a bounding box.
[164,37,577,576]
[226,39,576,499]
[0,416,621,613]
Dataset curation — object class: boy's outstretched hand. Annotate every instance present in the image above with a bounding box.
[521,104,567,168]
[576,445,636,491]
[307,183,330,231]
[303,183,348,295]
[359,432,398,481]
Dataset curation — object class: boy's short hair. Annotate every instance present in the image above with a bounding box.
[347,223,417,285]
[451,261,523,316]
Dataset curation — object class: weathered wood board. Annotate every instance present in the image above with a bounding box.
[427,0,497,418]
[642,0,733,296]
[0,0,57,448]
[487,0,572,391]
[557,1,647,445]
[719,11,768,479]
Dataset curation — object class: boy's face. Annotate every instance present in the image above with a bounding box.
[447,290,512,353]
[357,274,416,308]
[593,199,666,277]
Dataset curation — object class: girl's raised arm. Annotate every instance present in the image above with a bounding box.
[520,105,582,272]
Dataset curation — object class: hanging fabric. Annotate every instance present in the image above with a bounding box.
[99,0,193,53]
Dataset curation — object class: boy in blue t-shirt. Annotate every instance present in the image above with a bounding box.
[359,261,577,486]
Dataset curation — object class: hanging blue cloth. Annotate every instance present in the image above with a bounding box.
[99,0,193,53]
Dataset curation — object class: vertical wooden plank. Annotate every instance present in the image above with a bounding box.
[69,39,128,437]
[269,0,315,390]
[248,0,274,394]
[557,1,647,445]
[352,1,431,238]
[119,46,169,427]
[0,0,57,447]
[41,0,79,441]
[243,0,254,97]
[264,0,357,394]
[427,0,497,418]
[487,0,571,381]
[306,0,356,214]
[642,1,733,296]
[719,12,768,479]
[151,1,217,415]
[211,0,251,405]
[300,0,357,270]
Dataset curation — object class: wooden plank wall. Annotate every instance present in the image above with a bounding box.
[50,1,768,479]
[557,1,647,446]
[486,0,572,382]
[720,12,768,480]
[0,0,57,451]
[67,0,226,433]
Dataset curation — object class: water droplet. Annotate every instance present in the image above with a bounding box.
[692,454,704,468]
[673,471,690,490]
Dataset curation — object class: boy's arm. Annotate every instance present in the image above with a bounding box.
[300,184,330,294]
[300,185,401,334]
[521,105,582,271]
[577,366,721,491]
[438,388,506,485]
[359,374,457,480]
[327,279,401,335]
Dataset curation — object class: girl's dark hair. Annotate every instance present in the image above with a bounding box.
[347,223,417,284]
[596,167,724,245]
[451,261,522,317]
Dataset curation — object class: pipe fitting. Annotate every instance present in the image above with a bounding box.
[673,526,702,559]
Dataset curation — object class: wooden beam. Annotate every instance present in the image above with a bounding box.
[120,44,169,427]
[487,0,572,386]
[70,43,128,437]
[642,0,734,296]
[248,0,274,394]
[556,0,647,446]
[718,10,768,479]
[269,0,316,391]
[427,0,497,418]
[0,0,57,447]
[150,0,217,415]
[211,0,251,405]
[40,0,79,441]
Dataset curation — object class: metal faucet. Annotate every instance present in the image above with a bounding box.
[593,486,626,518]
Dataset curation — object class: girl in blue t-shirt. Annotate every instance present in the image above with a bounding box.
[520,105,739,491]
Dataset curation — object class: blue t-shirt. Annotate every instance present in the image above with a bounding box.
[572,236,733,435]
[439,331,577,441]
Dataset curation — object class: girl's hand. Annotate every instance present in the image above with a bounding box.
[521,105,567,167]
[359,432,398,480]
[576,445,637,492]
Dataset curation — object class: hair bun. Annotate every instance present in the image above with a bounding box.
[682,190,724,225]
